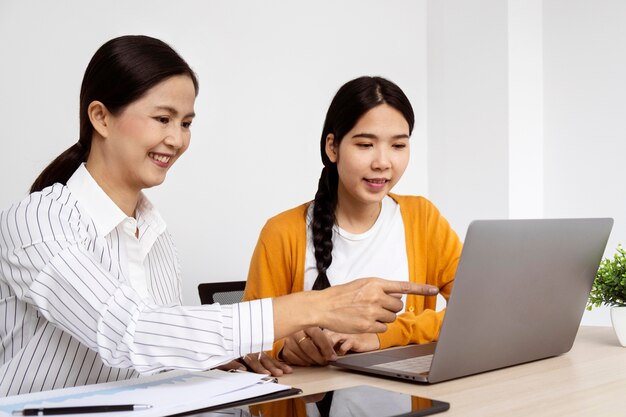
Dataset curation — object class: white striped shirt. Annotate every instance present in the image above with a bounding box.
[0,164,273,396]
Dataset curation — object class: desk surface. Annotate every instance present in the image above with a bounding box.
[275,326,625,417]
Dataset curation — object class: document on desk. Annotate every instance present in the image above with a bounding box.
[0,370,293,417]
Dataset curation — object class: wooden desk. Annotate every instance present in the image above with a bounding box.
[275,326,625,416]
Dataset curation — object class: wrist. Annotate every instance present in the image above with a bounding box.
[301,290,324,328]
[272,292,319,339]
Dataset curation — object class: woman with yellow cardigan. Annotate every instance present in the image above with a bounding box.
[242,76,462,375]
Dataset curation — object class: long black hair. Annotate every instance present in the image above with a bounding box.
[30,35,199,193]
[311,76,415,290]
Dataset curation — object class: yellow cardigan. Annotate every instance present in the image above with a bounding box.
[243,194,462,358]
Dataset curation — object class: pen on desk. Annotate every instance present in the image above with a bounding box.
[12,404,152,416]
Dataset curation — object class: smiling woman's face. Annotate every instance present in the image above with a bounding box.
[89,74,196,195]
[325,103,411,209]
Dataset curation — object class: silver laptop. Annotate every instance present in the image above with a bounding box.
[332,218,613,383]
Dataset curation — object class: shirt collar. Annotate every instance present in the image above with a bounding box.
[67,164,166,236]
[136,192,167,236]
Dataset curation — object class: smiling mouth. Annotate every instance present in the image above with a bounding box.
[365,178,389,184]
[149,152,172,164]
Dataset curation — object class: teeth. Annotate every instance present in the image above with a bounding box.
[149,153,171,163]
[367,179,387,184]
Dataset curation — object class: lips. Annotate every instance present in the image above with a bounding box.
[365,178,389,184]
[148,152,172,164]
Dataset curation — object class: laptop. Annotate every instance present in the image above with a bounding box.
[332,218,613,383]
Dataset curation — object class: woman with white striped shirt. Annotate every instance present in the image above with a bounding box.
[0,35,438,396]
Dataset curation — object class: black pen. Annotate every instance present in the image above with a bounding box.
[12,404,152,416]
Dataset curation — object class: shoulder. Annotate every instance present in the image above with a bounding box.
[389,194,460,243]
[389,193,441,216]
[0,184,80,244]
[258,203,309,243]
[389,193,453,232]
[1,183,75,219]
[263,203,309,230]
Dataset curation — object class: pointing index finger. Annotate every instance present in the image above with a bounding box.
[382,280,439,296]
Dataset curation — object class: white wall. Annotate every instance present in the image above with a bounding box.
[427,0,510,237]
[0,0,428,305]
[508,0,544,219]
[1,1,624,327]
[543,0,626,325]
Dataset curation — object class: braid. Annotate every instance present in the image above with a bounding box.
[311,166,338,290]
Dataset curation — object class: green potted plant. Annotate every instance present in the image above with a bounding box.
[587,244,626,346]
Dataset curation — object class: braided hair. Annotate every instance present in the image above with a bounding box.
[311,76,415,290]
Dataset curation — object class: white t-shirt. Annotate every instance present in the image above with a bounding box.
[304,196,409,297]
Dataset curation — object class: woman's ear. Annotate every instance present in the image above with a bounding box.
[87,101,110,138]
[325,134,337,163]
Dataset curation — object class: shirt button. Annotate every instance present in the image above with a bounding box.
[408,306,415,312]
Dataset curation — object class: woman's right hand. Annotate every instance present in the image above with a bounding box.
[281,327,337,366]
[272,277,438,340]
[314,277,438,334]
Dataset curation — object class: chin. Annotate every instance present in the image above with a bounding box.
[142,176,167,189]
[358,194,386,206]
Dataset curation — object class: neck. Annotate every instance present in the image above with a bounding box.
[85,161,139,217]
[335,187,382,234]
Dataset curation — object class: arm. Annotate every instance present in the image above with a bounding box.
[243,209,441,361]
[0,193,273,374]
[275,278,438,337]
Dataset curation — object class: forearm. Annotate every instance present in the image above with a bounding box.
[19,245,275,372]
[129,299,275,372]
[272,291,320,339]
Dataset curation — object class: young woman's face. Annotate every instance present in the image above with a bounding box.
[99,74,196,193]
[326,104,410,208]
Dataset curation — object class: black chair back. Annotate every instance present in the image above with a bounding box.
[198,281,246,305]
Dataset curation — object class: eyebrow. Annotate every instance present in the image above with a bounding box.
[154,105,196,118]
[351,133,410,140]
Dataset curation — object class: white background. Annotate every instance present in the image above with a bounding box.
[1,0,624,326]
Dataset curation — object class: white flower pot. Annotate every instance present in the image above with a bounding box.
[610,306,626,347]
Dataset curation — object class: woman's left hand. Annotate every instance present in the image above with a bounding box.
[241,352,293,376]
[326,332,380,355]
[216,352,293,377]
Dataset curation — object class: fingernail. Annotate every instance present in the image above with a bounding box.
[331,354,338,361]
[429,287,439,295]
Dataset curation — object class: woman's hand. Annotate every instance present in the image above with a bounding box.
[315,278,438,334]
[215,359,246,372]
[272,278,438,339]
[240,352,293,376]
[326,331,380,355]
[281,327,337,366]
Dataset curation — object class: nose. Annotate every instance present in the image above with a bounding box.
[163,126,185,150]
[372,148,391,170]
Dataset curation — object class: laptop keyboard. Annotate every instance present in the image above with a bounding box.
[371,354,433,373]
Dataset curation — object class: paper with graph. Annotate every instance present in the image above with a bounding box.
[0,369,291,417]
